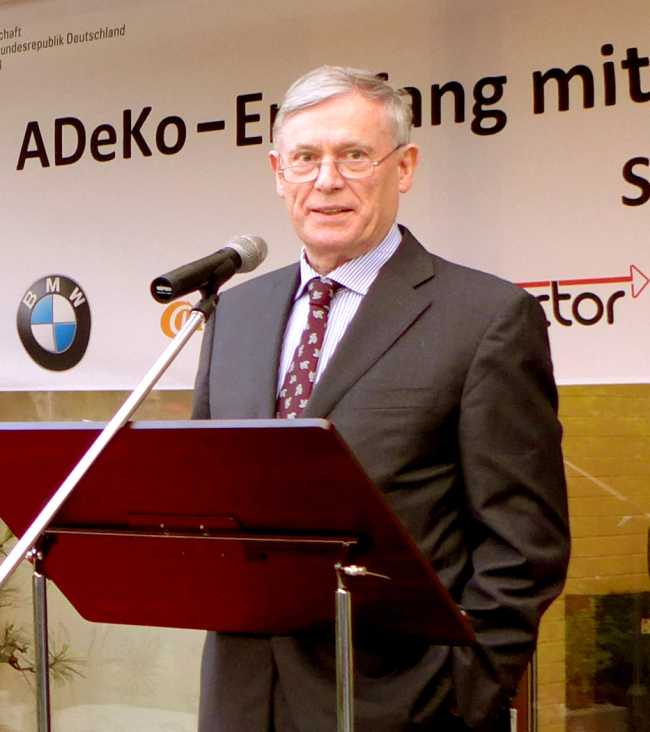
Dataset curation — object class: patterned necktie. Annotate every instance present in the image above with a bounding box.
[276,277,342,419]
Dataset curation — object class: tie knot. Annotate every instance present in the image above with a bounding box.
[307,277,341,309]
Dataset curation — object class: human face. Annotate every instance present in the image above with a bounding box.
[269,92,418,275]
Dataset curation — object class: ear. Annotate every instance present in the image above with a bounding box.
[397,144,419,194]
[269,150,286,199]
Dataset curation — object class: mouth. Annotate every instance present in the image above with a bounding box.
[311,206,353,216]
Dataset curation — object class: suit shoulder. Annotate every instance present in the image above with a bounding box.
[398,226,529,304]
[432,253,527,300]
[431,255,548,341]
[217,262,298,306]
[399,232,533,313]
[395,231,548,342]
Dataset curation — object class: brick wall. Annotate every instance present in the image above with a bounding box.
[537,385,650,732]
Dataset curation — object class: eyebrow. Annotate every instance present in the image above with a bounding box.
[287,140,374,156]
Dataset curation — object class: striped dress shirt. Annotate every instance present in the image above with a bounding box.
[277,224,402,394]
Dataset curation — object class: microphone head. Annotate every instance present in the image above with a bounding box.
[226,235,268,273]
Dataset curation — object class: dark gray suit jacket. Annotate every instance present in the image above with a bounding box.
[192,228,570,732]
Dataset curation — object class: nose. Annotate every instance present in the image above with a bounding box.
[313,159,345,191]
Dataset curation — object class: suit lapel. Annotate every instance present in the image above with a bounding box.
[263,266,301,417]
[303,230,436,419]
[236,265,299,418]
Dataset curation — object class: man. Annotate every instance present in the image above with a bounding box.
[193,66,570,732]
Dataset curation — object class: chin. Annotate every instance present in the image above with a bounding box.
[307,237,357,257]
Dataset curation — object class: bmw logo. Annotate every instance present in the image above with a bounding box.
[17,275,91,371]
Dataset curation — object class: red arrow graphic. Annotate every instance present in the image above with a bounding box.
[518,265,649,299]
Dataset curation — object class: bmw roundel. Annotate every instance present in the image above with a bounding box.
[17,275,91,371]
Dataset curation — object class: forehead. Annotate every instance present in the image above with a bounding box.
[277,92,393,153]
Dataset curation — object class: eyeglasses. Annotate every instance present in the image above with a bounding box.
[278,145,404,183]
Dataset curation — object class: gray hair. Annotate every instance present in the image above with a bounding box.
[272,66,413,148]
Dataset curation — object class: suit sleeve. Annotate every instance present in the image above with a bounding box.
[451,289,570,731]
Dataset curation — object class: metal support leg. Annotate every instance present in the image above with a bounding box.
[335,568,354,732]
[31,551,51,732]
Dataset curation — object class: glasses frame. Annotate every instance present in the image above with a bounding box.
[278,144,405,183]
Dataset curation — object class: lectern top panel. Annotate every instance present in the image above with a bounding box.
[0,419,472,642]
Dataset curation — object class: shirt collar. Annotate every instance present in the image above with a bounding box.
[296,223,402,299]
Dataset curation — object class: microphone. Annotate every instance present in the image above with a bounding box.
[151,235,268,303]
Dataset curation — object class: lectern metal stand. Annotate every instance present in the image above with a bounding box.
[31,548,52,732]
[336,566,355,732]
[27,530,364,732]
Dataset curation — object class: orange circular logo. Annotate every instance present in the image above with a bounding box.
[160,301,202,338]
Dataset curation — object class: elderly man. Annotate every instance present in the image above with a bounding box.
[193,66,570,732]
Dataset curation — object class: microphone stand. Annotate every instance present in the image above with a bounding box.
[0,288,218,732]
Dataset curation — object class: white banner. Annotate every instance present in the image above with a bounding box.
[2,0,649,389]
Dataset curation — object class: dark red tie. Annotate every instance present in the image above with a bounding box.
[276,277,341,419]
